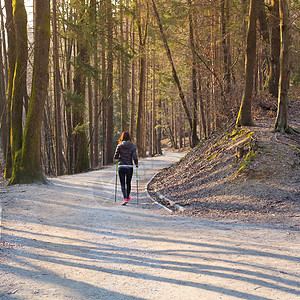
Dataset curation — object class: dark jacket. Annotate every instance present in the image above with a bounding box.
[114,142,138,166]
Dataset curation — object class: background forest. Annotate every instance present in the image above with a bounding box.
[0,0,299,184]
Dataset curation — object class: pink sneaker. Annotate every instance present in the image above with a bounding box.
[127,196,131,202]
[121,199,128,205]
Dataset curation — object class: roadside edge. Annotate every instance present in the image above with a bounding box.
[145,171,185,213]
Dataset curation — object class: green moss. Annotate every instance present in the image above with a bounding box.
[230,128,248,139]
[8,149,22,185]
[233,134,258,178]
[4,146,12,180]
[233,165,245,177]
[8,146,48,185]
[206,154,217,161]
[290,145,300,153]
[221,133,230,141]
[193,158,200,164]
[291,161,300,169]
[9,1,49,186]
[72,122,89,135]
[244,149,257,161]
[75,130,90,173]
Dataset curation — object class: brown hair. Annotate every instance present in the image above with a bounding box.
[118,131,133,144]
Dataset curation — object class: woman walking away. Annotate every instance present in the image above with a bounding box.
[114,132,138,205]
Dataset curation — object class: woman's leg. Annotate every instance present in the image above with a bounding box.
[125,168,133,199]
[118,168,127,199]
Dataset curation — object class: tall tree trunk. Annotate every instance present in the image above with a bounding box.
[193,12,207,138]
[105,0,114,165]
[65,38,73,174]
[91,0,99,167]
[9,0,50,184]
[257,0,270,88]
[210,12,217,131]
[0,2,8,86]
[45,96,56,175]
[87,0,95,168]
[274,0,290,132]
[136,45,146,156]
[151,49,156,155]
[130,20,136,137]
[221,0,231,93]
[53,0,64,176]
[101,60,107,165]
[93,71,99,167]
[88,76,94,168]
[188,0,199,147]
[157,95,162,154]
[10,0,28,165]
[0,12,7,160]
[220,0,231,93]
[197,69,207,138]
[136,0,148,157]
[268,0,280,98]
[149,102,153,156]
[73,2,89,173]
[163,101,176,149]
[178,103,183,148]
[120,0,128,132]
[151,0,199,147]
[43,107,55,175]
[236,0,257,126]
[4,0,16,179]
[225,0,234,88]
[157,66,162,155]
[172,101,178,149]
[124,2,130,132]
[101,0,107,165]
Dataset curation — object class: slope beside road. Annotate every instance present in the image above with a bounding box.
[0,152,300,299]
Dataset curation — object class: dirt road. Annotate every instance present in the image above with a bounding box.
[0,153,300,299]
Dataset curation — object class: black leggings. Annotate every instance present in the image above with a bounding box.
[118,167,133,199]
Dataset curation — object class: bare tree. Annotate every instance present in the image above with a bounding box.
[151,0,199,147]
[136,0,148,157]
[73,0,89,173]
[274,0,292,133]
[268,0,280,98]
[53,0,64,175]
[105,0,114,164]
[0,4,7,160]
[236,0,257,126]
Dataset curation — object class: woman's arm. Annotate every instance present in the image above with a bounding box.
[114,145,120,159]
[133,147,138,166]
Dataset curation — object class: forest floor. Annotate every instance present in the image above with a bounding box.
[149,97,300,228]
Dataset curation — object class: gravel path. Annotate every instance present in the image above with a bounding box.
[0,153,300,299]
